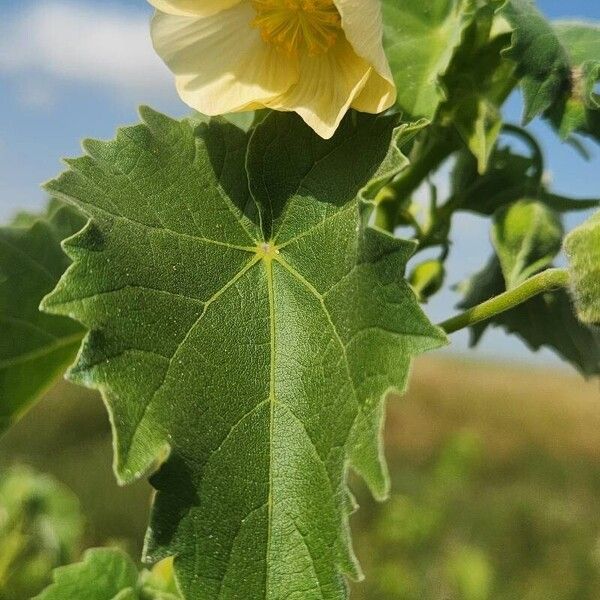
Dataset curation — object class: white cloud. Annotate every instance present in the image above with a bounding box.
[0,0,175,102]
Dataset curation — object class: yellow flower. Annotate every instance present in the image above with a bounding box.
[148,0,396,138]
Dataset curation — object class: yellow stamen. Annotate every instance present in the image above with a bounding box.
[251,0,342,56]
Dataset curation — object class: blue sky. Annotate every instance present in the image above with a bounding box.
[0,0,598,367]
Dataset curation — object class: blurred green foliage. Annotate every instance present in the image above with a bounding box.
[352,424,600,599]
[351,433,493,600]
[0,466,84,599]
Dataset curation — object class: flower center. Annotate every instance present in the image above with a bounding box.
[251,0,342,56]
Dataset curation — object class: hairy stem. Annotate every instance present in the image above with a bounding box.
[375,127,460,233]
[439,268,570,335]
[391,128,458,201]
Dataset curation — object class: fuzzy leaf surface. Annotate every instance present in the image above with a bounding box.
[491,199,563,289]
[501,0,571,123]
[551,21,600,140]
[564,210,600,325]
[42,109,445,600]
[0,201,85,432]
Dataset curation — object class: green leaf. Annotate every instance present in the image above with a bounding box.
[42,108,445,599]
[491,199,563,289]
[138,558,181,599]
[34,548,139,600]
[540,192,600,213]
[451,145,600,216]
[554,22,600,72]
[382,0,476,119]
[451,145,536,215]
[551,21,600,140]
[564,210,600,325]
[188,110,269,133]
[458,258,600,376]
[438,4,515,171]
[37,550,183,600]
[0,201,85,433]
[501,0,572,123]
[500,5,600,139]
[409,259,446,303]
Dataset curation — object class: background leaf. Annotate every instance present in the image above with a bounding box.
[437,3,515,172]
[42,109,445,600]
[34,548,139,600]
[500,2,600,141]
[550,22,600,140]
[0,201,85,433]
[382,0,476,120]
[450,144,600,216]
[501,0,571,123]
[0,466,84,599]
[491,199,563,289]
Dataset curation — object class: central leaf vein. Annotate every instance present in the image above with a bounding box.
[265,255,276,597]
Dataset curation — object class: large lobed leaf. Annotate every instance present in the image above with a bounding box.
[42,109,445,599]
[0,201,85,432]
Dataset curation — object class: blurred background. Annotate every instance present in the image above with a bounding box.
[0,0,599,598]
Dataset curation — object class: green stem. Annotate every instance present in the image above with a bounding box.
[374,127,459,234]
[390,129,457,201]
[439,268,570,335]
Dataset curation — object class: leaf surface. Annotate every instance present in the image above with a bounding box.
[501,0,571,123]
[451,146,600,216]
[491,199,563,289]
[564,210,600,325]
[382,0,475,119]
[42,109,445,599]
[551,21,600,140]
[34,548,139,600]
[0,201,85,432]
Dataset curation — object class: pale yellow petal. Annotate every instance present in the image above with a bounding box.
[147,0,241,17]
[267,39,372,139]
[334,0,396,111]
[151,3,298,115]
[351,70,396,114]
